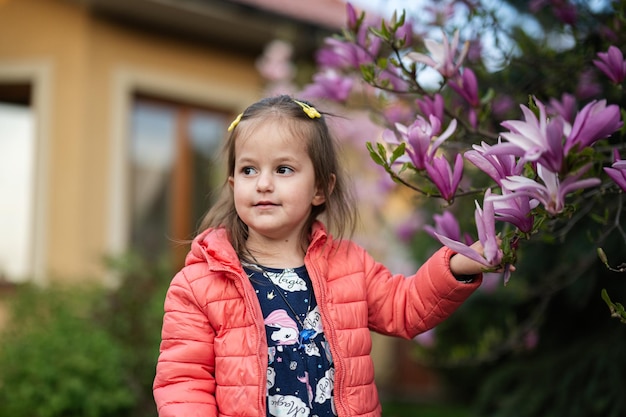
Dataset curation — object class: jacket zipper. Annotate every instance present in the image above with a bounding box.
[306,246,351,417]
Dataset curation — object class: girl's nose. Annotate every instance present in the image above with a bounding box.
[256,171,274,192]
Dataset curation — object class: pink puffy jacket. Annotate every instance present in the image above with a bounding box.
[153,222,481,417]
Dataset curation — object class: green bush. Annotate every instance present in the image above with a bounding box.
[0,252,173,417]
[0,285,135,417]
[426,223,626,417]
[96,253,172,417]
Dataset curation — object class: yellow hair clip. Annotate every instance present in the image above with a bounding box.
[228,113,243,132]
[293,99,321,119]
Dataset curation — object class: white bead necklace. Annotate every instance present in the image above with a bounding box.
[244,252,315,349]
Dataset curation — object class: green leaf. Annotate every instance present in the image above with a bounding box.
[380,19,390,38]
[360,64,376,83]
[366,142,385,167]
[390,142,406,164]
[376,142,388,161]
[395,10,406,28]
[480,88,495,106]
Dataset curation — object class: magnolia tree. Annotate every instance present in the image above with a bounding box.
[288,3,626,412]
[298,0,626,324]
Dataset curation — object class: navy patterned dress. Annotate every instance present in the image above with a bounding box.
[244,264,337,417]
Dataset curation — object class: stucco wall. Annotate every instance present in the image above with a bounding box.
[0,0,263,282]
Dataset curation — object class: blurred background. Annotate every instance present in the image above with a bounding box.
[0,0,625,416]
[0,1,435,415]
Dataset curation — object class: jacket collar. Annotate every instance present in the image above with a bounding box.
[186,221,331,273]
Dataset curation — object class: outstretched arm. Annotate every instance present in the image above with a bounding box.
[362,245,482,339]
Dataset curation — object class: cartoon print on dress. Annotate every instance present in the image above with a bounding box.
[268,394,310,417]
[303,306,323,334]
[267,367,276,390]
[268,347,276,364]
[302,342,320,357]
[297,371,313,408]
[265,309,299,345]
[315,368,335,405]
[266,269,308,292]
[297,306,323,357]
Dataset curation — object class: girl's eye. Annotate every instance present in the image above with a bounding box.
[242,166,257,175]
[277,166,294,174]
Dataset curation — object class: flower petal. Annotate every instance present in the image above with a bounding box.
[434,233,491,267]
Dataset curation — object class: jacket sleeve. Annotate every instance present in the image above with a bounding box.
[153,268,217,417]
[363,245,482,339]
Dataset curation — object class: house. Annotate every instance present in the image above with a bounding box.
[0,0,444,403]
[0,0,347,285]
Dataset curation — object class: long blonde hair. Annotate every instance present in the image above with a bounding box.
[199,95,357,256]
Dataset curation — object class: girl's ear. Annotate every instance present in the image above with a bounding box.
[228,176,234,189]
[312,174,335,206]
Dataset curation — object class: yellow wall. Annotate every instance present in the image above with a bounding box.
[0,0,437,397]
[0,0,263,282]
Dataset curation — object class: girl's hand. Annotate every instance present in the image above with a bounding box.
[449,240,514,277]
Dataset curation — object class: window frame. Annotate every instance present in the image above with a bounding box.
[107,68,251,283]
[0,62,53,285]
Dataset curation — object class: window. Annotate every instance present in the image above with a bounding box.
[129,96,227,265]
[0,83,34,282]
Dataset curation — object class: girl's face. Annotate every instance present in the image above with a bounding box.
[228,119,326,246]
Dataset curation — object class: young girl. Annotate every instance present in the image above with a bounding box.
[153,95,487,417]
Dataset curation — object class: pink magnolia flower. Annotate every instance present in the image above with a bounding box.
[496,97,565,172]
[552,1,577,25]
[435,189,503,268]
[491,95,516,119]
[423,210,473,245]
[406,29,469,78]
[593,45,626,84]
[548,93,577,124]
[424,153,464,202]
[384,116,457,170]
[499,163,601,215]
[576,69,602,100]
[564,99,623,154]
[256,40,295,82]
[465,140,525,187]
[416,94,445,122]
[346,2,358,30]
[487,190,538,234]
[604,149,626,192]
[382,102,415,126]
[300,70,354,102]
[316,36,379,69]
[449,68,480,108]
[530,0,577,25]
